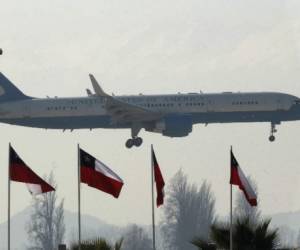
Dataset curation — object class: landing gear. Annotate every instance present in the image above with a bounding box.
[125,137,143,148]
[134,137,143,146]
[125,124,143,148]
[269,123,278,142]
[125,139,134,148]
[269,135,275,142]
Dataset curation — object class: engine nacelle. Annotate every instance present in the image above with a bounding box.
[147,115,193,137]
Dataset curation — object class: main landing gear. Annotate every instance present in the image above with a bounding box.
[125,125,143,149]
[126,137,143,148]
[269,123,278,142]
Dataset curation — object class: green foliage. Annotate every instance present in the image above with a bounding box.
[191,238,216,250]
[192,217,279,250]
[71,237,123,250]
[254,219,278,250]
[210,223,230,249]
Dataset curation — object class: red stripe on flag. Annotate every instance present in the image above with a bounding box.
[154,163,165,207]
[81,166,123,198]
[10,163,55,193]
[230,165,240,186]
[152,147,165,207]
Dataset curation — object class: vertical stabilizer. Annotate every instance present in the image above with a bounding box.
[0,73,31,102]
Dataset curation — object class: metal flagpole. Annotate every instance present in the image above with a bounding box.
[230,181,233,250]
[151,145,156,250]
[77,144,81,250]
[8,142,11,250]
[230,146,233,250]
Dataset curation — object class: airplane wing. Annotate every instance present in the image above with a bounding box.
[89,74,162,123]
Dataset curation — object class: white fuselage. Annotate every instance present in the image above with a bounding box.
[0,90,300,143]
[0,92,297,120]
[2,72,299,145]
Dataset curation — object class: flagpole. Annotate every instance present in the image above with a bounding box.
[77,144,81,250]
[8,143,11,250]
[151,145,156,250]
[230,146,233,250]
[230,183,233,250]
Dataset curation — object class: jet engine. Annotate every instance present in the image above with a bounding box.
[146,115,193,137]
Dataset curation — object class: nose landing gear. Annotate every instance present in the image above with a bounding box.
[269,123,278,142]
[269,135,275,142]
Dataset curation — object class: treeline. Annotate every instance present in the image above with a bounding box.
[26,171,300,250]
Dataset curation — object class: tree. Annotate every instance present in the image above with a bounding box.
[193,216,279,250]
[161,170,216,250]
[71,237,123,250]
[26,172,65,250]
[190,239,216,250]
[121,224,152,250]
[234,176,261,227]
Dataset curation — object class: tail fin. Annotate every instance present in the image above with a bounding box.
[0,73,31,103]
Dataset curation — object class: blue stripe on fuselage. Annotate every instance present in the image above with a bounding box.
[0,115,128,129]
[191,105,300,124]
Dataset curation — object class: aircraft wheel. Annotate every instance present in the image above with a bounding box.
[269,135,275,142]
[125,139,134,148]
[134,137,143,147]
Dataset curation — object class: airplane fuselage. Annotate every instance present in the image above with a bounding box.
[1,92,300,130]
[1,72,300,147]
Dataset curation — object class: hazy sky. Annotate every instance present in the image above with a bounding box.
[1,0,300,228]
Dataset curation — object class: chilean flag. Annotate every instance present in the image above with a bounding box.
[9,146,55,195]
[230,150,257,206]
[152,146,165,207]
[80,148,124,198]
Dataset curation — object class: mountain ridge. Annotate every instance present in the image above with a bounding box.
[0,207,299,250]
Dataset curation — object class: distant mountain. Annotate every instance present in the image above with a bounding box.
[1,208,299,250]
[270,210,300,247]
[0,207,122,250]
[64,210,122,245]
[271,210,300,232]
[0,207,31,250]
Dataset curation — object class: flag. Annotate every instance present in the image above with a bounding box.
[152,147,165,207]
[9,146,55,195]
[230,150,257,206]
[80,148,124,198]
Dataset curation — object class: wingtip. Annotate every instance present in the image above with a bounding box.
[88,74,107,96]
[89,74,98,84]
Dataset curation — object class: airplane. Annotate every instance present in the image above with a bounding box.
[0,72,300,148]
